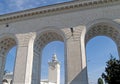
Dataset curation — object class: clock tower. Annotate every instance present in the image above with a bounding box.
[48,54,60,84]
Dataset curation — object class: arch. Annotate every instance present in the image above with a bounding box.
[34,27,66,53]
[35,26,66,42]
[86,36,119,83]
[0,33,18,44]
[0,33,17,84]
[0,33,17,58]
[85,19,120,57]
[86,19,120,44]
[31,27,66,84]
[81,19,120,84]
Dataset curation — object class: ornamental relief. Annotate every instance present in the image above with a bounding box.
[85,24,120,46]
[0,38,16,57]
[34,32,63,52]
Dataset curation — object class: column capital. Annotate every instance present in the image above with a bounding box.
[16,32,36,47]
[62,26,85,41]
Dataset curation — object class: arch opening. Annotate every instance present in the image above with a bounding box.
[85,23,120,84]
[41,41,65,84]
[4,46,16,73]
[0,37,17,84]
[32,30,65,84]
[86,36,119,84]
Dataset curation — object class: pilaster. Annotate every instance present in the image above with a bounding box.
[63,26,88,84]
[31,49,40,84]
[0,55,5,84]
[13,33,35,84]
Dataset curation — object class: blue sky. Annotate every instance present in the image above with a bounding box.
[0,0,72,15]
[86,36,119,84]
[1,0,119,84]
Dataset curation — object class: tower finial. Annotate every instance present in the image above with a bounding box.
[52,53,58,62]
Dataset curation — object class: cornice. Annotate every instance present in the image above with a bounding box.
[0,0,120,24]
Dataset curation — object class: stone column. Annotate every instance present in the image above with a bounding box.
[31,50,40,84]
[63,26,88,84]
[13,33,35,84]
[0,55,5,84]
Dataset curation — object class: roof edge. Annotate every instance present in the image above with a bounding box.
[0,0,120,24]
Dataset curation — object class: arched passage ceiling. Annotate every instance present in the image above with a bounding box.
[85,23,120,47]
[0,38,16,57]
[34,31,64,53]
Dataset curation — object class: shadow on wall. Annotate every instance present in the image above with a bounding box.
[70,67,88,84]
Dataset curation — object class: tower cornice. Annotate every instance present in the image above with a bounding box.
[0,0,120,24]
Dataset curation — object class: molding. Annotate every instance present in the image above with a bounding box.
[0,0,120,24]
[85,23,120,46]
[16,33,35,47]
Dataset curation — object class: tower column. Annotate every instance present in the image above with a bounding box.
[0,55,5,84]
[64,26,88,84]
[13,33,35,84]
[48,54,60,84]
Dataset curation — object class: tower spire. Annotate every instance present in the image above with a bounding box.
[48,53,60,84]
[52,53,58,62]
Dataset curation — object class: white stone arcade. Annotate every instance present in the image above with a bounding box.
[0,0,120,84]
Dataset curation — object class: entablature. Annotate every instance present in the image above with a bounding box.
[0,0,120,24]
